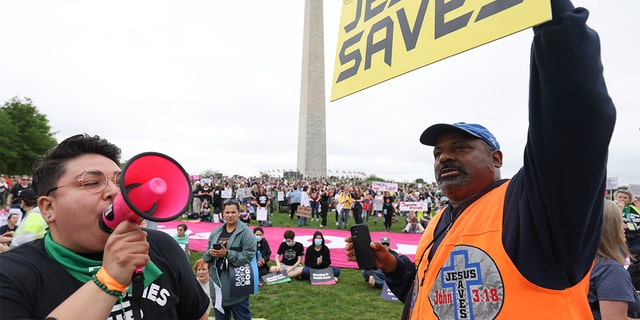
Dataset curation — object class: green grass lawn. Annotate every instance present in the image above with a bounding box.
[186,208,411,319]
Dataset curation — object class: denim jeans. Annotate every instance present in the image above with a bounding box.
[338,209,350,229]
[214,295,252,320]
[310,201,320,219]
[362,269,385,289]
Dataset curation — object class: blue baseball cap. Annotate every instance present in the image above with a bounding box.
[419,122,500,150]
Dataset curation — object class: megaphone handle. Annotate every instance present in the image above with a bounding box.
[131,270,145,320]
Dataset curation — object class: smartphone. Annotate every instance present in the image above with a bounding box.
[350,224,376,269]
[212,243,222,250]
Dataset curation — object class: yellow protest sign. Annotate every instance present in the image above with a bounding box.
[330,0,551,101]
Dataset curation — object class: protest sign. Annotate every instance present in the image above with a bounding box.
[373,196,383,211]
[381,282,400,302]
[398,201,429,212]
[331,0,551,100]
[261,271,291,285]
[372,182,398,192]
[297,206,312,218]
[257,207,268,221]
[236,188,251,199]
[606,177,619,190]
[310,267,337,285]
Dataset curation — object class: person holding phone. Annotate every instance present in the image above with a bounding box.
[204,199,257,320]
[346,0,616,318]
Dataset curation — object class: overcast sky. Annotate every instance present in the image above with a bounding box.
[1,0,638,186]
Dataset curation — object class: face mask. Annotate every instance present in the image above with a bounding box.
[286,240,294,247]
[256,235,263,242]
[314,239,322,246]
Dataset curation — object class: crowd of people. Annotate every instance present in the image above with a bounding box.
[1,0,639,318]
[184,175,446,234]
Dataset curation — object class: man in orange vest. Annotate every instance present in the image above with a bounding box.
[346,0,616,318]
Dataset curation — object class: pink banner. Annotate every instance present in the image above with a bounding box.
[157,221,422,269]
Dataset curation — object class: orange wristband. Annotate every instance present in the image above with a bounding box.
[96,267,128,293]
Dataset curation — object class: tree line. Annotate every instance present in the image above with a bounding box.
[0,96,57,175]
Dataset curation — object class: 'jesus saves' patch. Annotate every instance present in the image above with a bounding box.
[429,245,504,319]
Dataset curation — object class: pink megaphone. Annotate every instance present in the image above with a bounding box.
[100,152,192,233]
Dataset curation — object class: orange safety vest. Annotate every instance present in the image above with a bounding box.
[408,182,591,319]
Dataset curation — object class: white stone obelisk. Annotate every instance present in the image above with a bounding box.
[297,0,327,178]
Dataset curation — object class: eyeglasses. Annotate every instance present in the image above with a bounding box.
[381,243,390,246]
[45,169,121,196]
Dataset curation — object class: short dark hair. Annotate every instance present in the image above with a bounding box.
[177,223,188,231]
[20,197,38,207]
[253,227,264,235]
[283,229,295,240]
[223,199,240,211]
[31,134,121,197]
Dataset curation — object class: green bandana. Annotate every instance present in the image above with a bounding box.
[44,231,162,290]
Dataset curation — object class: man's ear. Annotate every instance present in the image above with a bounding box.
[492,150,503,168]
[38,196,55,222]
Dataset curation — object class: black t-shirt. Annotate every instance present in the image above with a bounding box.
[276,241,304,266]
[0,224,17,235]
[10,184,30,205]
[216,228,234,271]
[257,194,269,208]
[0,230,209,320]
[199,186,212,202]
[213,188,222,206]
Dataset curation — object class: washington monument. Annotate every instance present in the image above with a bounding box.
[297,0,327,178]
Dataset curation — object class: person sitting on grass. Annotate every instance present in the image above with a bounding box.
[239,205,252,225]
[362,237,398,289]
[402,212,424,234]
[200,199,212,222]
[253,227,272,279]
[301,231,341,281]
[172,223,190,257]
[269,229,304,279]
